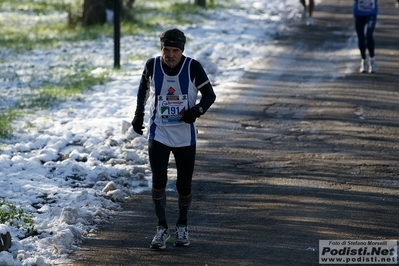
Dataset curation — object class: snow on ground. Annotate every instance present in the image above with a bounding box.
[0,0,338,265]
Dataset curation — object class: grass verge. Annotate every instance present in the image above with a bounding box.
[0,0,235,139]
[0,71,108,139]
[0,0,212,51]
[0,198,37,238]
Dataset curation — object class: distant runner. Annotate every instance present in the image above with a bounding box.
[300,0,315,26]
[353,0,378,73]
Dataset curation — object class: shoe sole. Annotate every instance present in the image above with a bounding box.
[174,241,190,247]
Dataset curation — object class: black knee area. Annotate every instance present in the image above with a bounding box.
[177,187,191,197]
[152,182,167,191]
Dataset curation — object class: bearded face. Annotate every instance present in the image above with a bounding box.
[161,46,183,68]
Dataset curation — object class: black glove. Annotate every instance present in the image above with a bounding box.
[132,114,144,135]
[179,107,200,124]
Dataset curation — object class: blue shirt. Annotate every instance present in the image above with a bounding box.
[353,0,378,16]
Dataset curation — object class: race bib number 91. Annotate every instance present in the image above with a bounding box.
[158,95,188,124]
[358,0,375,11]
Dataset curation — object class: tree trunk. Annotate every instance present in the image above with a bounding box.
[0,232,11,251]
[195,0,206,7]
[83,0,106,27]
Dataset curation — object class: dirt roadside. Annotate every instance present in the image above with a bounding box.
[71,0,399,265]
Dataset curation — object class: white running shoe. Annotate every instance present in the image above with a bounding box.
[306,17,314,26]
[370,57,377,73]
[174,224,190,247]
[359,58,368,73]
[150,226,170,249]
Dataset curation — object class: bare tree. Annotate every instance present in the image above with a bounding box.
[195,0,206,7]
[125,0,135,10]
[82,0,106,27]
[67,0,136,28]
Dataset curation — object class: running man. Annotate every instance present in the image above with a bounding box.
[132,28,216,249]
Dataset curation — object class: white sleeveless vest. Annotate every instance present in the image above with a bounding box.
[148,56,199,147]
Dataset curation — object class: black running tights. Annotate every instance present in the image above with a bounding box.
[354,14,377,59]
[148,139,196,196]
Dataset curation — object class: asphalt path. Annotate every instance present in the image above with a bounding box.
[71,0,399,265]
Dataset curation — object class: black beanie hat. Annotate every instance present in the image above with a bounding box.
[160,28,186,52]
